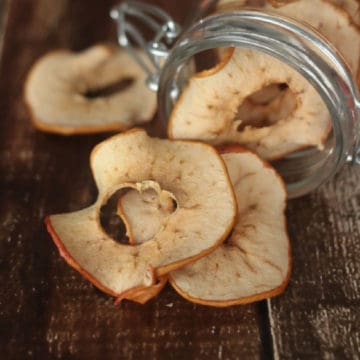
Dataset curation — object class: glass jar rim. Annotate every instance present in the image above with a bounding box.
[157,10,360,197]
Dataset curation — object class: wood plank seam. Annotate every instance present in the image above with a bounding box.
[267,299,280,360]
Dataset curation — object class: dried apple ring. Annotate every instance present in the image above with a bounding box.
[262,0,360,81]
[217,0,360,80]
[115,146,291,306]
[330,0,360,26]
[168,47,330,160]
[169,146,291,306]
[210,0,360,160]
[267,0,360,26]
[46,129,237,303]
[25,45,156,135]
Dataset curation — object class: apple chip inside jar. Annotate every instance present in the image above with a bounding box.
[262,0,360,83]
[46,129,237,303]
[217,0,360,82]
[329,0,360,26]
[266,0,360,27]
[168,47,331,160]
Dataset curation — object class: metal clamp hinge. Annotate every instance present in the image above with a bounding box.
[110,0,181,92]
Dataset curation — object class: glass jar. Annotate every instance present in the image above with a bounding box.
[112,1,360,198]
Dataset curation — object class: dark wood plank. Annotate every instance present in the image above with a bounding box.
[0,0,10,58]
[268,165,360,359]
[2,0,359,358]
[0,1,265,359]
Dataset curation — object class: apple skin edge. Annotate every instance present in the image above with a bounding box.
[46,216,168,305]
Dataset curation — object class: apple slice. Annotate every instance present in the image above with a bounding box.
[330,0,360,26]
[46,129,237,303]
[115,145,291,306]
[25,44,157,135]
[169,146,291,306]
[217,0,360,81]
[267,0,360,26]
[168,47,330,160]
[262,0,360,82]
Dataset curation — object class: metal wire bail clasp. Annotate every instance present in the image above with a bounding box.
[110,0,181,92]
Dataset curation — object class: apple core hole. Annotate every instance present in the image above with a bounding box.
[85,77,134,99]
[99,188,131,245]
[195,49,219,72]
[117,187,177,245]
[236,82,296,131]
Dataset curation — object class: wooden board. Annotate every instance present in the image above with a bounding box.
[269,166,360,359]
[0,0,9,58]
[0,1,359,359]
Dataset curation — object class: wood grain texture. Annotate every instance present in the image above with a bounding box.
[0,0,9,59]
[0,0,359,359]
[268,165,360,359]
[0,1,266,359]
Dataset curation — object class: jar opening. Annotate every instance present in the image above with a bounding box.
[158,11,358,197]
